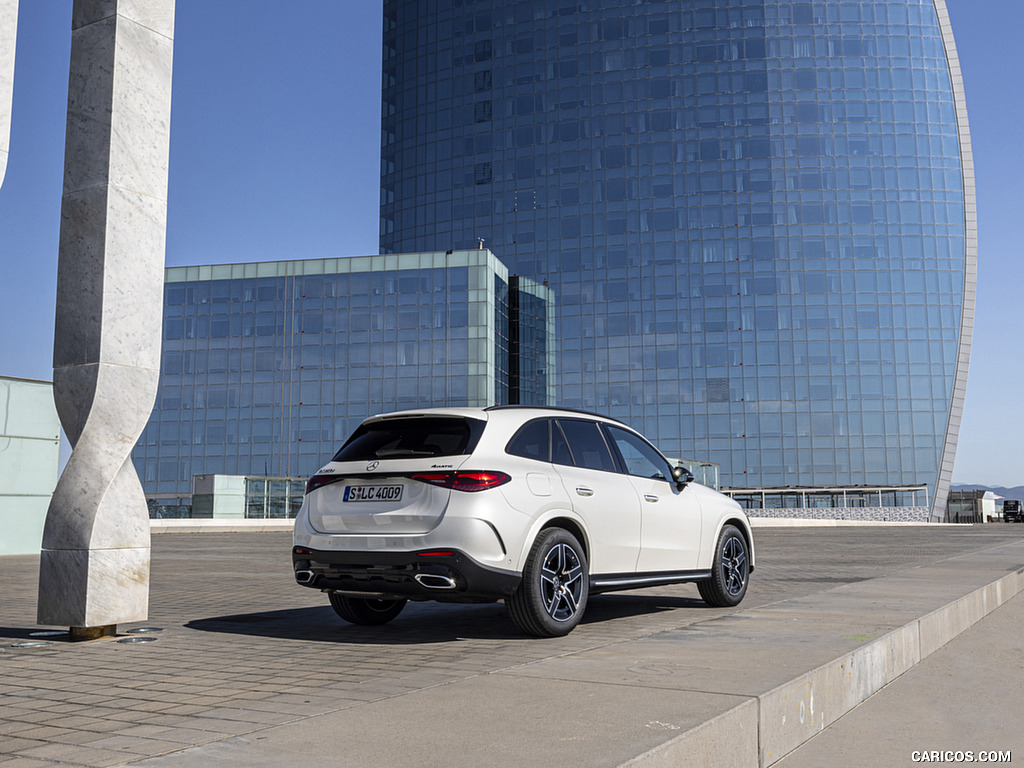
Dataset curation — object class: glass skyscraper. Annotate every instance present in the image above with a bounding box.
[378,0,975,518]
[134,251,554,503]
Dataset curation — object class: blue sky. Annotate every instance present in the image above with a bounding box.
[0,1,1020,485]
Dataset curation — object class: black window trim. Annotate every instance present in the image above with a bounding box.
[552,418,573,467]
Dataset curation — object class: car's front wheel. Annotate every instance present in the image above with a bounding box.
[697,524,749,607]
[507,528,589,637]
[328,593,407,625]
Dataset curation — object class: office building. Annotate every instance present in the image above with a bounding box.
[378,0,975,518]
[134,250,554,506]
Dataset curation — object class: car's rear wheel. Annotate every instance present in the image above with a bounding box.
[697,524,749,607]
[328,593,407,625]
[507,528,589,637]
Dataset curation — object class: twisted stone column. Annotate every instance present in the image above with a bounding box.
[38,0,175,636]
[0,0,17,189]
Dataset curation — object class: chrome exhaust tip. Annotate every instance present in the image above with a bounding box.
[295,569,316,584]
[414,573,457,590]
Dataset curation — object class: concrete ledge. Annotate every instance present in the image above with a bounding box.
[628,545,1024,767]
[622,698,760,768]
[918,567,1024,657]
[150,519,294,533]
[758,621,921,764]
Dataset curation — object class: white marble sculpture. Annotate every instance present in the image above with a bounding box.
[38,0,175,637]
[0,0,17,189]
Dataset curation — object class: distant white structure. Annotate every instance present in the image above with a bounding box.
[0,376,60,555]
[946,489,998,523]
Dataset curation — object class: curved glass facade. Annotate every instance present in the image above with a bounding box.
[379,0,974,515]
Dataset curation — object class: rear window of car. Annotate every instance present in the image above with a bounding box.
[332,417,485,461]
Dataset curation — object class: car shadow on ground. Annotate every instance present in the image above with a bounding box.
[183,593,709,644]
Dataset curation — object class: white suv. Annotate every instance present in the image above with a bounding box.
[292,406,753,636]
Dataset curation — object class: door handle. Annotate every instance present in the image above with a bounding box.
[575,487,594,497]
[644,494,659,503]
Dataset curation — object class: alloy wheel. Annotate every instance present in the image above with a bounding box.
[722,535,748,596]
[539,542,584,622]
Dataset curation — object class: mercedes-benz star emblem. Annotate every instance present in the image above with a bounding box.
[366,461,379,471]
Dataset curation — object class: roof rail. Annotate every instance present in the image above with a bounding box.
[483,404,627,425]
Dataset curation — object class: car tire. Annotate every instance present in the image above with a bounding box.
[507,528,589,637]
[697,524,749,607]
[328,593,407,625]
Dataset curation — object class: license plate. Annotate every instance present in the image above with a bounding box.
[343,484,404,502]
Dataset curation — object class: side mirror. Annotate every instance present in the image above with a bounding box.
[673,465,694,490]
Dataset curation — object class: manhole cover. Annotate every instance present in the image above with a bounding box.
[126,627,163,634]
[12,641,53,648]
[117,636,158,644]
[30,631,68,638]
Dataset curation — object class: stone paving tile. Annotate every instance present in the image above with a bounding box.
[119,703,180,716]
[0,723,37,737]
[37,732,111,748]
[140,716,253,736]
[0,712,55,727]
[108,727,221,746]
[0,741,48,756]
[3,728,79,743]
[0,758,65,768]
[0,708,39,721]
[14,717,98,732]
[75,736,190,756]
[107,726,176,740]
[14,744,128,768]
[2,528,1022,766]
[88,712,157,725]
[188,708,296,726]
[114,716,183,730]
[235,699,351,717]
[11,744,97,763]
[140,705,202,718]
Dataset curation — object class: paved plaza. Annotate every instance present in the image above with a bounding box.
[2,526,1023,767]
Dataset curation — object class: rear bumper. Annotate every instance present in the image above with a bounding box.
[292,547,521,602]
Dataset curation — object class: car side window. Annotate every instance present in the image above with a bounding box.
[557,419,617,472]
[605,425,673,482]
[551,421,573,466]
[506,419,549,461]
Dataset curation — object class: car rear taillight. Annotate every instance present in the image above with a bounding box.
[305,474,344,495]
[411,471,511,492]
